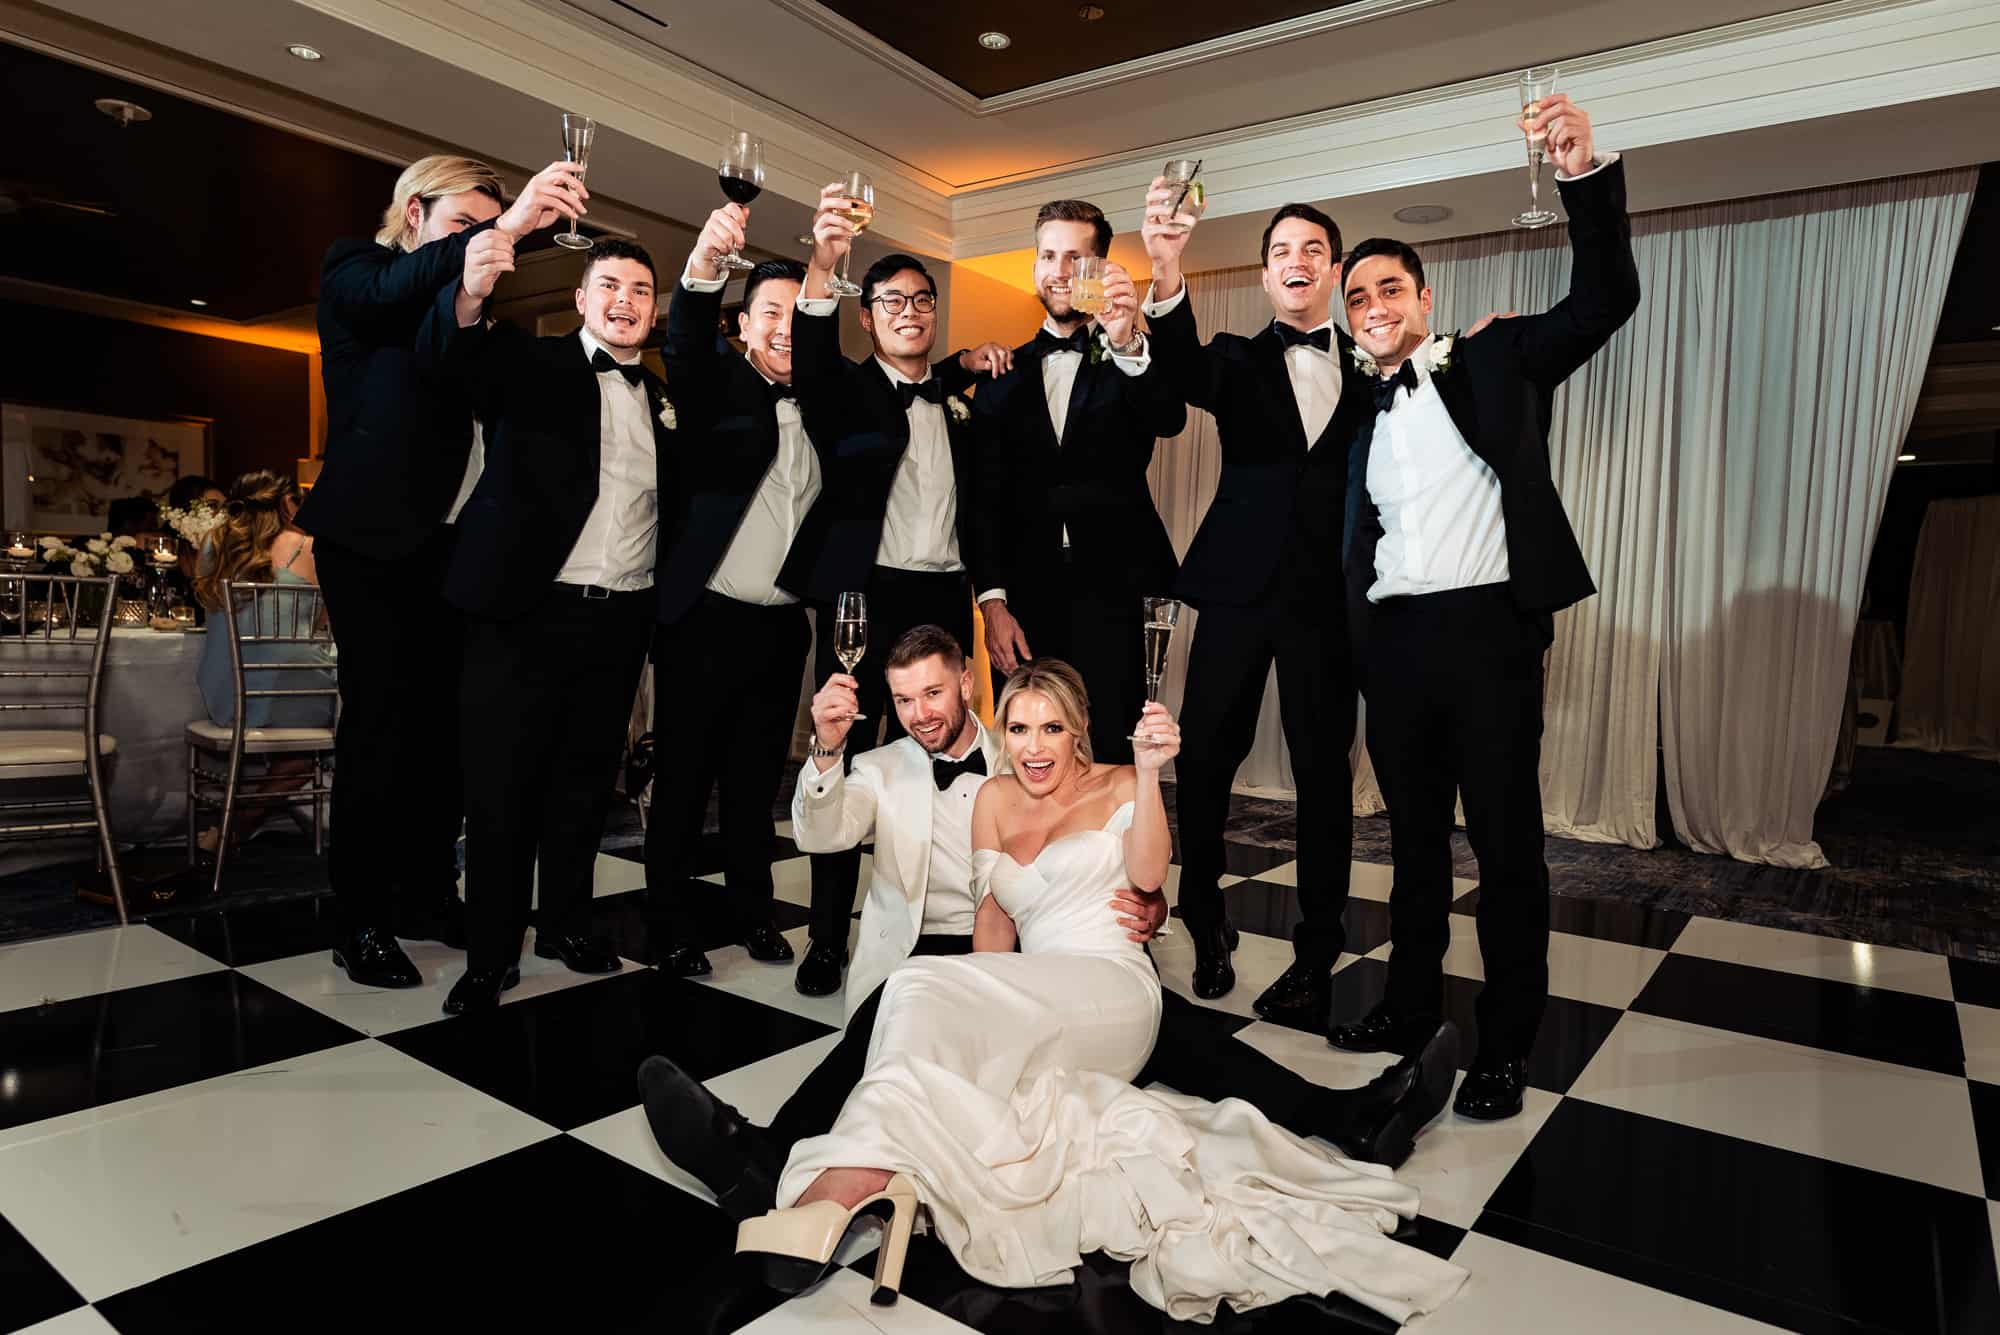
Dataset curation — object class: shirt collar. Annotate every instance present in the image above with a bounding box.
[874,355,931,388]
[1040,317,1092,341]
[578,327,643,369]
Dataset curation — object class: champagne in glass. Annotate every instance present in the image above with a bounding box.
[1129,596,1183,745]
[1071,256,1107,317]
[555,112,596,250]
[1513,67,1560,229]
[833,590,869,721]
[1161,158,1206,233]
[827,171,875,299]
[716,132,764,271]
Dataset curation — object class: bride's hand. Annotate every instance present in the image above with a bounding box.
[1131,701,1179,769]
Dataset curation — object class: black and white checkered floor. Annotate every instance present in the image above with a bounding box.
[3,830,1997,1333]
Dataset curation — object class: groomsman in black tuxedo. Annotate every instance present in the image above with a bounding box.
[304,154,585,988]
[1139,193,1372,1026]
[645,202,815,977]
[971,200,1185,766]
[779,184,1002,997]
[420,234,670,1014]
[1329,96,1639,1121]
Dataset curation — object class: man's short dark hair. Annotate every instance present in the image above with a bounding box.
[581,236,658,288]
[167,475,219,509]
[1034,200,1113,259]
[861,253,936,308]
[1343,237,1427,295]
[742,258,806,311]
[886,623,965,673]
[1259,204,1342,267]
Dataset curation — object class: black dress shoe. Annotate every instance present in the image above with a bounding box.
[1190,924,1236,1000]
[396,895,467,950]
[533,932,623,975]
[1252,961,1332,1027]
[1315,1021,1461,1168]
[1328,1004,1442,1055]
[657,945,713,978]
[794,939,845,997]
[331,927,422,990]
[743,923,796,964]
[442,964,521,1015]
[637,1055,783,1222]
[1453,1054,1529,1120]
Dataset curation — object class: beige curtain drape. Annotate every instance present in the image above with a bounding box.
[1897,494,2000,760]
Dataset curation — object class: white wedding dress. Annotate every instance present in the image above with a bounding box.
[779,801,1467,1324]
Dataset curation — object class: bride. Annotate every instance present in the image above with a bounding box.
[737,660,1467,1323]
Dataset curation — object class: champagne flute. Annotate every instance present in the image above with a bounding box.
[554,112,596,250]
[715,132,764,271]
[826,171,875,299]
[1071,256,1107,317]
[1129,596,1183,745]
[833,590,869,722]
[1161,158,1206,233]
[1513,67,1560,229]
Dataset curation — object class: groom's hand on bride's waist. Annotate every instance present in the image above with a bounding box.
[1111,886,1169,942]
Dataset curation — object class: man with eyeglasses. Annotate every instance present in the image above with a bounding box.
[774,182,1009,998]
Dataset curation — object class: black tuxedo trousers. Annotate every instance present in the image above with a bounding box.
[1002,553,1146,768]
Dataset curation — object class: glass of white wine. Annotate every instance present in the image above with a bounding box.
[1514,67,1560,229]
[834,590,869,722]
[1129,596,1183,746]
[819,172,875,298]
[1161,159,1206,233]
[555,112,596,250]
[1071,256,1107,318]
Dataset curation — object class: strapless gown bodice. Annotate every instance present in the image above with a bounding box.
[974,799,1143,962]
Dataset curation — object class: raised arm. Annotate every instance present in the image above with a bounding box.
[1137,177,1229,412]
[412,233,526,421]
[790,673,877,851]
[1123,701,1179,892]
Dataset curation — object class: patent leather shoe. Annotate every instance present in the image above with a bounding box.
[637,1055,783,1223]
[1453,1054,1529,1120]
[1252,961,1332,1027]
[744,923,796,964]
[1316,1021,1461,1168]
[331,926,422,990]
[442,964,521,1015]
[794,938,845,997]
[533,931,623,974]
[657,944,713,978]
[1190,925,1236,1000]
[1328,1004,1442,1055]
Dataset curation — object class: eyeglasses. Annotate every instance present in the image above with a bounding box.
[866,291,937,315]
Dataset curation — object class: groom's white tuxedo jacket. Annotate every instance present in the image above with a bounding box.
[790,721,1000,1022]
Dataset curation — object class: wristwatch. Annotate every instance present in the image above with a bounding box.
[808,738,845,759]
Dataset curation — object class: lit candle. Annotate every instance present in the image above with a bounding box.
[5,533,32,560]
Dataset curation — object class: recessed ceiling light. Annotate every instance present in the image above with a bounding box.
[1393,204,1453,224]
[1898,453,1917,462]
[92,98,152,128]
[189,298,208,307]
[977,31,1012,50]
[287,44,323,61]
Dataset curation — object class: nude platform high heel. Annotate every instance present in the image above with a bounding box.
[735,1173,922,1306]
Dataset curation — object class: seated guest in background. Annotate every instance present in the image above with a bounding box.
[301,150,588,989]
[106,496,159,540]
[420,233,671,1014]
[645,206,815,976]
[191,470,336,855]
[167,474,226,512]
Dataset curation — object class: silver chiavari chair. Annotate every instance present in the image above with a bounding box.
[0,573,127,923]
[184,579,338,897]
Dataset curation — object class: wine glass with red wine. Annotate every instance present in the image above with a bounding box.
[715,132,764,271]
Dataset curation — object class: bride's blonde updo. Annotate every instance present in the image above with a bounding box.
[994,659,1093,772]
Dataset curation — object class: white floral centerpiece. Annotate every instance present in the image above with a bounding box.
[37,533,139,579]
[158,500,225,547]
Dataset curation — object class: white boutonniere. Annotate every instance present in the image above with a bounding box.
[657,399,677,431]
[1421,333,1455,376]
[1349,344,1379,378]
[946,394,971,423]
[1085,327,1112,367]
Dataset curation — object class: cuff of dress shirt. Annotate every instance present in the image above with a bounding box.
[799,756,844,797]
[976,589,1007,607]
[1108,333,1150,375]
[680,261,727,294]
[1555,150,1619,182]
[1140,284,1188,320]
[796,295,839,316]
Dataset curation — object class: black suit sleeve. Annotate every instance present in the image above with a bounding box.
[663,280,729,433]
[968,383,1020,597]
[412,277,528,423]
[1115,352,1189,447]
[319,220,496,330]
[789,300,845,408]
[1144,292,1227,413]
[1510,158,1642,388]
[932,350,977,397]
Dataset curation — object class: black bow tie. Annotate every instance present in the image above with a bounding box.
[1273,322,1331,353]
[767,381,797,408]
[932,748,987,791]
[591,348,644,386]
[1372,361,1420,412]
[897,377,948,410]
[1035,327,1092,356]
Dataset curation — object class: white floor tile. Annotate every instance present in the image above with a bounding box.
[1153,931,1341,1022]
[586,852,646,899]
[1404,1232,1784,1332]
[1961,1003,2000,1086]
[710,853,875,913]
[736,1267,975,1333]
[14,1308,121,1335]
[1670,918,1952,1000]
[1269,859,1474,903]
[0,926,225,1015]
[240,934,637,1038]
[690,925,850,1030]
[1433,916,1666,1010]
[1567,1012,1983,1195]
[0,1040,554,1301]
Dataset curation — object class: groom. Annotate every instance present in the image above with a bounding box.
[638,624,1458,1222]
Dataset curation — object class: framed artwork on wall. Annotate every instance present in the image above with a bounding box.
[0,403,213,535]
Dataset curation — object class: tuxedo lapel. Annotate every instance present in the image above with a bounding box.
[1252,327,1309,454]
[1429,357,1482,463]
[1057,352,1094,451]
[886,741,935,938]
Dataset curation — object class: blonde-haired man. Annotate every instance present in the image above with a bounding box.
[301,152,585,990]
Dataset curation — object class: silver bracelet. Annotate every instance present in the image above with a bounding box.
[808,739,845,759]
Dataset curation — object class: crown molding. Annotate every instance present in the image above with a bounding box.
[947,0,2000,257]
[762,0,1453,116]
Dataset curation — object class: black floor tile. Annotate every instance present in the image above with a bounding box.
[1972,1079,2000,1201]
[146,894,341,968]
[589,885,811,963]
[1321,958,1621,1092]
[382,969,833,1130]
[1453,887,1689,951]
[1222,841,1295,878]
[1631,953,1965,1076]
[95,1135,785,1334]
[0,971,362,1130]
[1225,880,1394,957]
[1952,957,2000,1010]
[1477,1097,2000,1335]
[0,1210,82,1335]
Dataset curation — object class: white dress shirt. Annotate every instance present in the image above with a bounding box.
[871,356,963,573]
[1140,285,1341,443]
[922,723,988,935]
[555,328,659,591]
[1364,335,1509,603]
[444,421,484,524]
